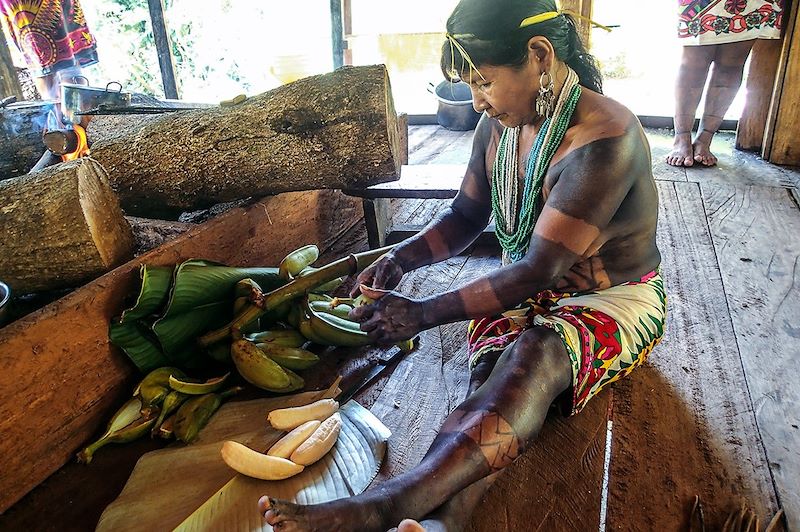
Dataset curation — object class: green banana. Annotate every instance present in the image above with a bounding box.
[157,414,176,439]
[308,300,354,320]
[151,390,188,437]
[258,366,305,394]
[246,328,307,347]
[279,245,320,280]
[136,366,187,408]
[233,295,249,315]
[231,339,291,390]
[233,279,263,334]
[173,386,242,443]
[77,397,158,463]
[256,343,320,370]
[286,302,303,329]
[306,301,371,347]
[298,308,332,345]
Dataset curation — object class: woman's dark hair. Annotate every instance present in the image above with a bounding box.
[441,0,603,94]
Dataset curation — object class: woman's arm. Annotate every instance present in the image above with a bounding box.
[353,116,495,292]
[352,129,643,343]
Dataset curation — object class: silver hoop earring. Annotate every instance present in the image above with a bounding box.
[535,70,555,119]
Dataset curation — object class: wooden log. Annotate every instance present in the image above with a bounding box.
[87,65,401,217]
[0,158,135,294]
[0,189,363,513]
[0,101,55,178]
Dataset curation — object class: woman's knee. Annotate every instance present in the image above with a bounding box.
[504,327,571,389]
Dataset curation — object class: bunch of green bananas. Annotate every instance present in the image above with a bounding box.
[77,367,241,463]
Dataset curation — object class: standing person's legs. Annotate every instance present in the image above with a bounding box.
[692,39,755,166]
[260,327,573,532]
[667,45,715,167]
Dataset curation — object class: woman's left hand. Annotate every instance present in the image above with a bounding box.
[348,290,427,344]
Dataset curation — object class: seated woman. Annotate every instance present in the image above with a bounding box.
[260,0,666,530]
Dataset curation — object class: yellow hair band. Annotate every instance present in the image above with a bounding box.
[520,10,613,32]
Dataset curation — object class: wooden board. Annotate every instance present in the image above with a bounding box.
[344,164,466,199]
[607,181,777,530]
[736,39,782,152]
[0,189,362,513]
[702,183,800,531]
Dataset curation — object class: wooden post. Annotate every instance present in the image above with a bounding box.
[343,0,353,66]
[147,0,179,100]
[330,0,345,69]
[0,32,22,100]
[763,0,800,164]
[561,0,593,46]
[736,39,782,151]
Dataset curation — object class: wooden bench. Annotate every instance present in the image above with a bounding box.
[344,164,497,248]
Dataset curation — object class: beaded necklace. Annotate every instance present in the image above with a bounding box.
[491,67,581,264]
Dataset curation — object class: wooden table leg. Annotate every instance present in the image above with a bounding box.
[362,198,390,249]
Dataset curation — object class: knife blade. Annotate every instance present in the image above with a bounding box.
[337,337,418,404]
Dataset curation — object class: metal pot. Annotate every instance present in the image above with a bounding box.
[61,78,131,124]
[428,81,481,131]
[0,280,11,327]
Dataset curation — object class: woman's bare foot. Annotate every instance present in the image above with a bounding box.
[259,494,391,532]
[666,131,694,167]
[692,130,718,166]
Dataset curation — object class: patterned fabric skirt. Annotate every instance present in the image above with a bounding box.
[467,270,667,416]
[1,0,98,77]
[678,0,784,45]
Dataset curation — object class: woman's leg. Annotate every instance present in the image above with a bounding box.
[692,39,755,166]
[260,327,573,532]
[667,45,715,167]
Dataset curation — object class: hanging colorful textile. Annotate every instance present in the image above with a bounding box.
[678,0,784,45]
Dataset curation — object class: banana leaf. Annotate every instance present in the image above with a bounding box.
[160,260,286,318]
[174,401,390,531]
[118,265,174,323]
[152,301,231,360]
[109,321,170,371]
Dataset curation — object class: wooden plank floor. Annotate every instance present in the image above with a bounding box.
[393,125,799,530]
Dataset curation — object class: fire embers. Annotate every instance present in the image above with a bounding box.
[43,124,91,161]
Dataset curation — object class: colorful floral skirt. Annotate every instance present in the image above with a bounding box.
[1,0,98,77]
[467,270,667,416]
[678,0,784,45]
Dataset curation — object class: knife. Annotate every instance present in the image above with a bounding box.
[337,337,418,404]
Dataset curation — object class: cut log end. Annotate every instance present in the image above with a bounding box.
[0,158,135,294]
[78,159,136,268]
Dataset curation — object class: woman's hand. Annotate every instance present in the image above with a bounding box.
[348,288,427,344]
[350,254,404,297]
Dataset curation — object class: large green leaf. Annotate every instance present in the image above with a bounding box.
[152,301,231,359]
[109,321,170,372]
[119,265,173,323]
[162,260,285,318]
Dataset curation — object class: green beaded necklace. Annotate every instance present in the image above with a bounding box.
[491,67,582,264]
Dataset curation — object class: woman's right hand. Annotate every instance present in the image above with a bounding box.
[350,254,404,296]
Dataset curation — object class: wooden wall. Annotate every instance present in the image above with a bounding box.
[763,0,800,165]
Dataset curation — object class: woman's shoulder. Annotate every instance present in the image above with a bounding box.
[574,89,639,141]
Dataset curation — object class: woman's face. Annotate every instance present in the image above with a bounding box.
[465,61,541,127]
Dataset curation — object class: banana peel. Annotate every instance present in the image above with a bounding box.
[152,390,188,437]
[77,397,158,464]
[136,366,186,408]
[168,372,230,395]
